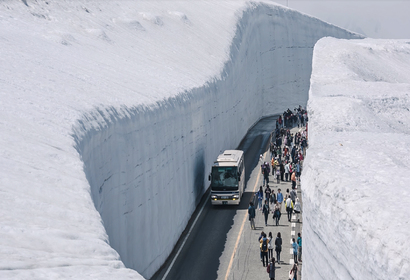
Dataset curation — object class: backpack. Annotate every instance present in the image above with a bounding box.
[261,239,268,251]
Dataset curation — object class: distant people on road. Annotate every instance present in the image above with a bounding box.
[248,202,256,230]
[293,198,302,223]
[275,232,282,263]
[260,233,269,267]
[292,238,299,264]
[267,232,274,260]
[262,200,270,226]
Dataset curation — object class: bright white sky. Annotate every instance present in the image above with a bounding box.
[274,0,410,39]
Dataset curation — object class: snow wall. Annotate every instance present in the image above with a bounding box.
[73,4,361,278]
[304,38,410,279]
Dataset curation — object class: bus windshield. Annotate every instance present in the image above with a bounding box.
[211,166,238,190]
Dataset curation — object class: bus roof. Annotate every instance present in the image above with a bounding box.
[213,150,243,167]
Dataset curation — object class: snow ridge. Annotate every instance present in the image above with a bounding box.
[304,38,410,280]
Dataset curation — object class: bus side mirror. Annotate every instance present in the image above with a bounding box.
[208,174,211,181]
[237,172,241,181]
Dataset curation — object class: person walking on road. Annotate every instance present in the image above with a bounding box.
[277,146,282,161]
[267,258,276,280]
[286,196,293,222]
[271,157,276,176]
[274,232,282,263]
[248,202,256,230]
[290,188,297,204]
[296,161,301,177]
[258,231,265,261]
[273,201,281,226]
[284,161,290,182]
[297,233,302,262]
[291,171,297,189]
[265,185,272,202]
[280,162,285,181]
[262,162,270,186]
[257,186,264,210]
[285,188,290,200]
[275,167,280,184]
[292,238,299,264]
[268,232,274,260]
[263,200,270,226]
[270,189,276,206]
[276,189,283,213]
[293,198,302,222]
[289,263,298,280]
[260,233,269,267]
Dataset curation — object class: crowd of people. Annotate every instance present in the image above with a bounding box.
[255,230,302,280]
[248,107,308,280]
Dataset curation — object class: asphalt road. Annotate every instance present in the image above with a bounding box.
[151,116,278,280]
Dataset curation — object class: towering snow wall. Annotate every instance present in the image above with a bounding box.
[74,4,361,278]
[304,38,410,279]
[0,0,360,279]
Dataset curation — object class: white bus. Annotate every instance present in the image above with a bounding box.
[208,150,245,205]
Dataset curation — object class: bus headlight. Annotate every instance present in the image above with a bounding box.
[211,195,217,200]
[233,195,239,199]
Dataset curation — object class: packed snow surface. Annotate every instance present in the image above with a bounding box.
[1,0,360,279]
[304,38,410,279]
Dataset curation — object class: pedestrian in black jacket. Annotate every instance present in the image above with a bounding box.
[275,232,282,263]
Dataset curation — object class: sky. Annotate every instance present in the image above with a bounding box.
[274,0,410,39]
